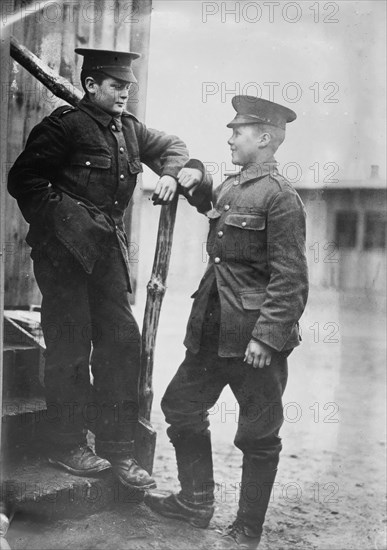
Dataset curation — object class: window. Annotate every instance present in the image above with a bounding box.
[364,211,386,250]
[335,211,358,248]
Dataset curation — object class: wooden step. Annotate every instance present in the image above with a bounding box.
[4,310,44,349]
[2,345,43,399]
[2,397,156,476]
[2,398,47,452]
[1,448,144,520]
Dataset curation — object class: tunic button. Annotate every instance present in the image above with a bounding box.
[214,257,221,264]
[119,147,124,153]
[218,231,224,238]
[114,200,118,206]
[111,124,116,131]
[224,204,230,211]
[241,221,247,227]
[85,161,91,166]
[120,174,124,180]
[115,225,118,230]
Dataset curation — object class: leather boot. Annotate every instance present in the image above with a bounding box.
[95,439,156,490]
[210,454,277,549]
[236,454,278,534]
[144,491,214,528]
[145,431,215,527]
[48,444,111,476]
[210,518,262,549]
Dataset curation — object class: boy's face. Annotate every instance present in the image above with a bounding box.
[87,76,131,116]
[228,125,262,167]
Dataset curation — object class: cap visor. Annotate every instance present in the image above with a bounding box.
[100,68,137,84]
[226,114,264,127]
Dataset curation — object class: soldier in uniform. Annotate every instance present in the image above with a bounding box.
[7,48,192,490]
[145,96,309,549]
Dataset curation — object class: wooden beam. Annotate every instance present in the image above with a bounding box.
[125,0,153,299]
[10,35,82,106]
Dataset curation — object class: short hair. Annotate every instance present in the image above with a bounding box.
[80,70,107,94]
[252,123,285,153]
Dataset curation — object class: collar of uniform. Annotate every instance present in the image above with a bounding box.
[239,160,278,184]
[78,96,118,128]
[223,160,278,185]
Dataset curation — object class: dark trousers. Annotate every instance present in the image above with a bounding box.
[161,288,289,531]
[33,238,140,448]
[162,346,288,462]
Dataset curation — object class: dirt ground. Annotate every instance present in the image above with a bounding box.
[3,288,387,550]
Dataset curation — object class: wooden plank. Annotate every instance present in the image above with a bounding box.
[59,2,76,84]
[4,311,44,349]
[4,0,32,308]
[126,0,152,300]
[1,0,12,455]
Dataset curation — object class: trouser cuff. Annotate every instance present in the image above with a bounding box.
[46,429,87,450]
[180,486,215,506]
[95,439,134,458]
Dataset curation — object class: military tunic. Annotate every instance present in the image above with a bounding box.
[184,160,308,357]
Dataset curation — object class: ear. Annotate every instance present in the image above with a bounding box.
[257,132,271,149]
[85,76,97,95]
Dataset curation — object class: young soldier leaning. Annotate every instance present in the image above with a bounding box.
[145,96,309,549]
[7,48,195,490]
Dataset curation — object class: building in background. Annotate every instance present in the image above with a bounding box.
[297,165,386,294]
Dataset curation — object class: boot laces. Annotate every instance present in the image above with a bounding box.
[79,444,91,456]
[226,518,246,540]
[75,445,95,460]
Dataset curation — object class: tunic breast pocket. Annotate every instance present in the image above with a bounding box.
[70,153,112,201]
[224,213,266,262]
[71,153,112,185]
[225,213,266,241]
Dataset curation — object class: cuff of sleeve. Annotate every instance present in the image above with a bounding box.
[252,322,295,352]
[160,168,181,180]
[184,158,205,178]
[180,158,207,196]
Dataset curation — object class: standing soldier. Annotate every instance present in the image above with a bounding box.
[8,48,190,490]
[145,96,309,549]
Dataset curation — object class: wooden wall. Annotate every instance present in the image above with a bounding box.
[299,188,387,293]
[4,0,152,307]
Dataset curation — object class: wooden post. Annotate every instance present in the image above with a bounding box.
[126,0,153,299]
[139,197,179,420]
[0,7,11,455]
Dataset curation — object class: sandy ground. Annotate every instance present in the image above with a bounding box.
[3,287,387,550]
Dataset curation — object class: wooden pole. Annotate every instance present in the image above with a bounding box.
[126,0,153,301]
[139,197,178,420]
[10,35,83,106]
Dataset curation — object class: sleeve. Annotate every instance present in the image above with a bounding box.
[7,115,70,225]
[137,121,190,179]
[252,189,309,351]
[178,159,213,214]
